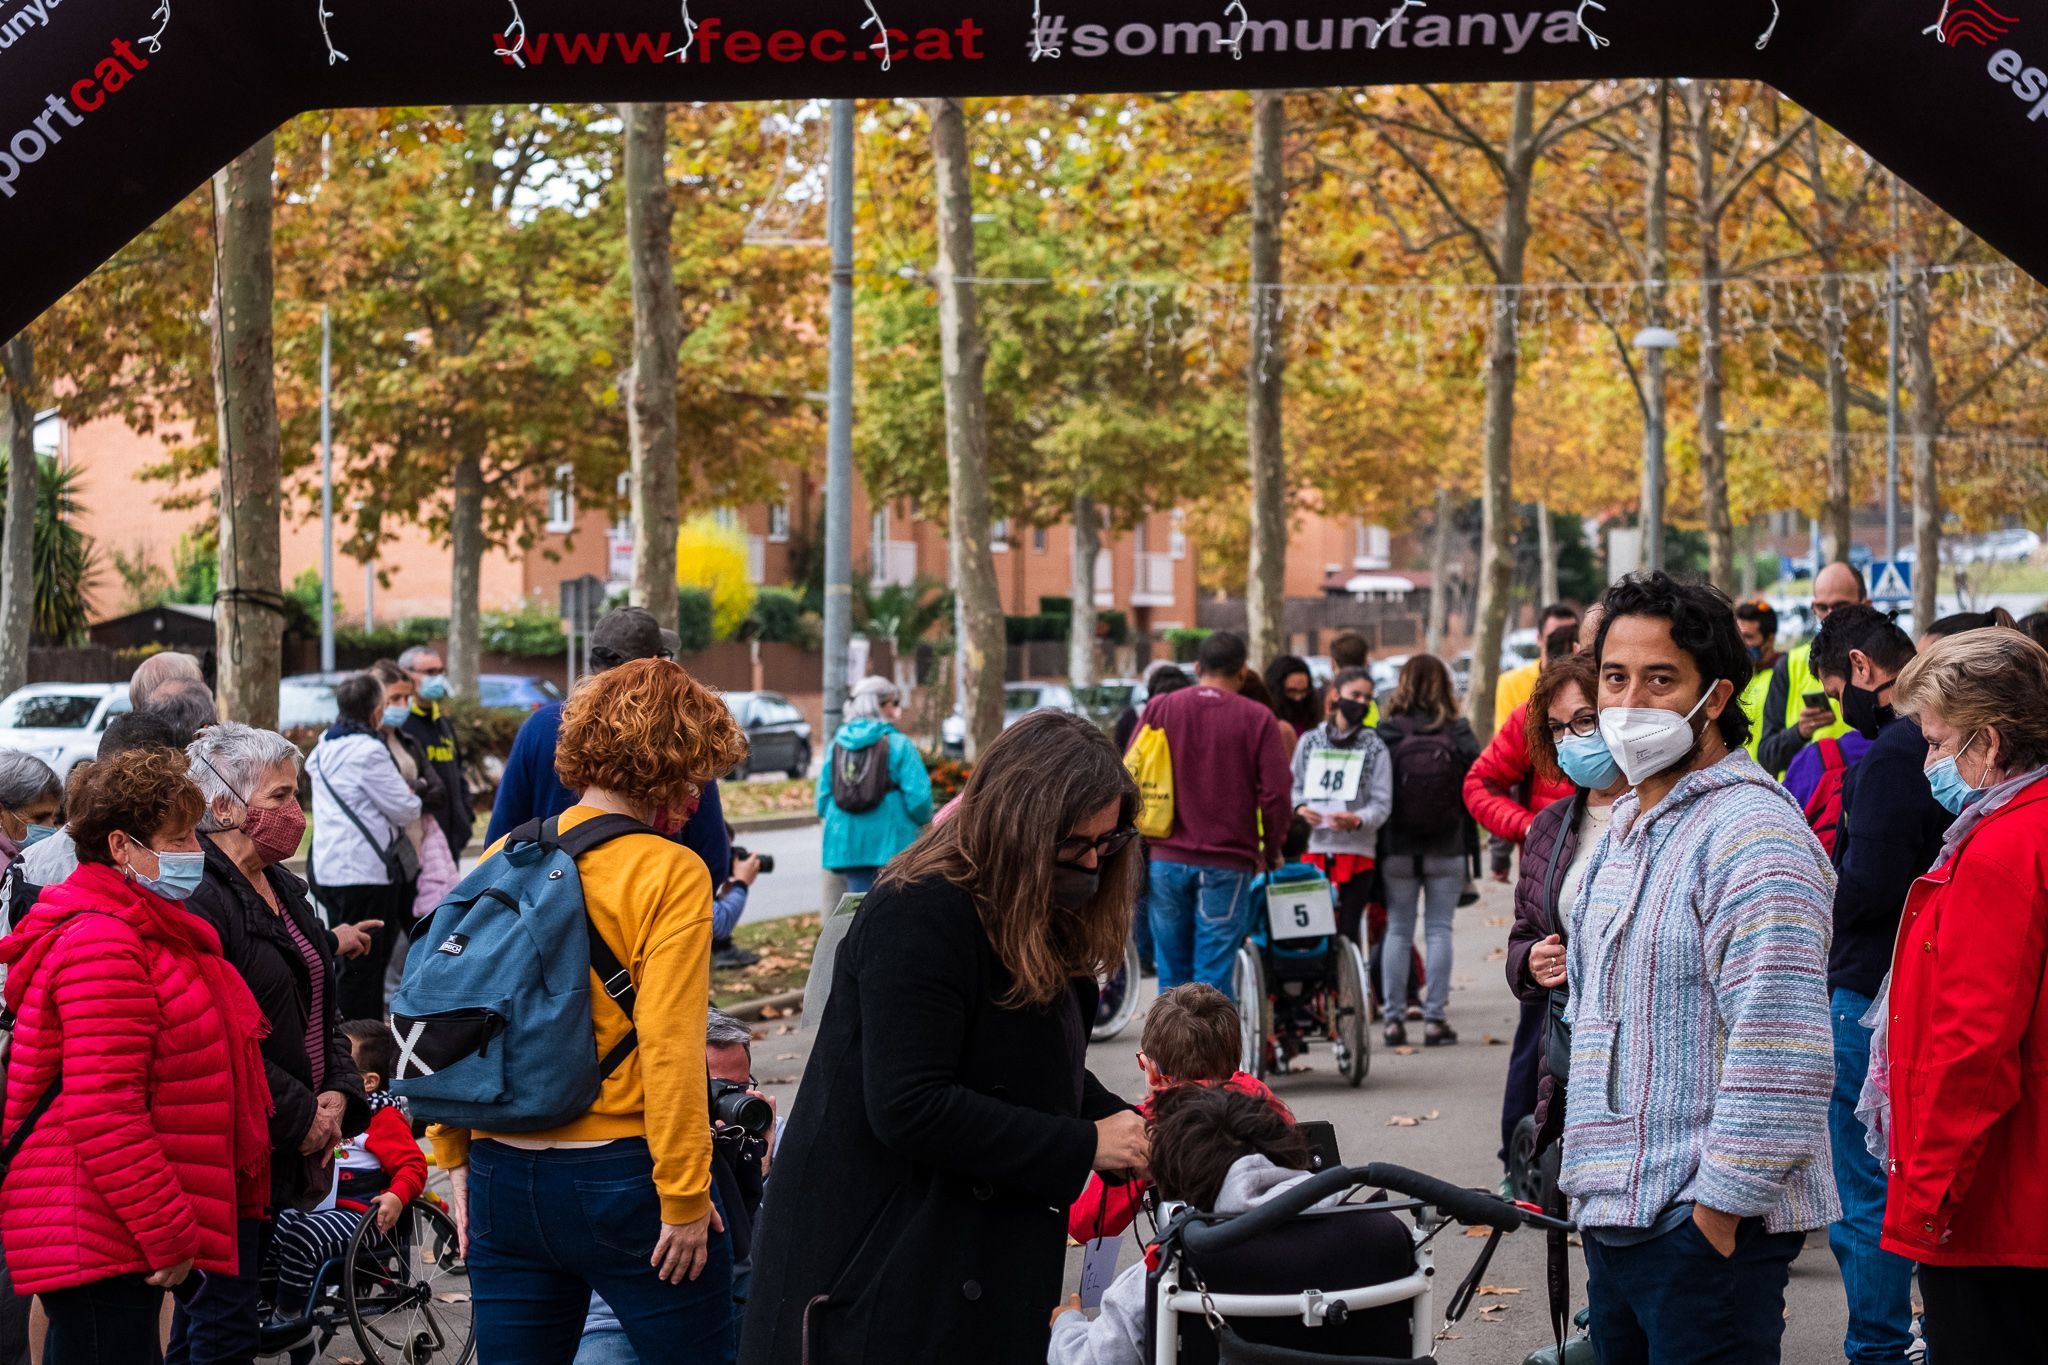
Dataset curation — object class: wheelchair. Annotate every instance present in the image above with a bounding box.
[1094,937,1145,1042]
[1231,866,1371,1086]
[1142,1162,1576,1364]
[257,1196,474,1365]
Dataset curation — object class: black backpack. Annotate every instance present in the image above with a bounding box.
[1389,720,1464,838]
[831,740,895,814]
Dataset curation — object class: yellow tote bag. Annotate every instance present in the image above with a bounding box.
[1126,724,1175,839]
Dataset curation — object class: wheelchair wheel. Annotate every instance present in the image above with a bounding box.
[1233,946,1271,1079]
[1092,938,1142,1042]
[342,1199,475,1365]
[1332,936,1371,1087]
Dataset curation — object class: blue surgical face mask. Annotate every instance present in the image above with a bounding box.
[1556,732,1624,792]
[1925,734,1984,816]
[1747,644,1764,665]
[418,676,450,702]
[22,823,58,847]
[381,704,412,730]
[129,840,206,901]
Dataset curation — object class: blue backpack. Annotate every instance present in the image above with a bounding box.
[388,815,648,1131]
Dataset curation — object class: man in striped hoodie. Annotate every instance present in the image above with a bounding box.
[1562,573,1839,1365]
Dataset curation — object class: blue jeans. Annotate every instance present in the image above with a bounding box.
[1583,1213,1803,1364]
[840,868,878,894]
[1146,860,1253,998]
[167,1216,270,1365]
[41,1274,164,1365]
[1827,987,1916,1364]
[470,1139,734,1365]
[572,1329,638,1365]
[1379,855,1462,1023]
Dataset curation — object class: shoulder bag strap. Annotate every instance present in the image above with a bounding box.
[0,1069,61,1183]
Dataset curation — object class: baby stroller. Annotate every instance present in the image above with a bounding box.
[1142,1162,1575,1364]
[1233,864,1371,1085]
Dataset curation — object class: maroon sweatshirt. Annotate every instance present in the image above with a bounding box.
[1136,684,1293,872]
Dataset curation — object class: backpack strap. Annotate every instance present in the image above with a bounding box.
[534,814,659,1083]
[1818,737,1844,772]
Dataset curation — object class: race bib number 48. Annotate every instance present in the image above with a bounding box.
[1305,747,1365,803]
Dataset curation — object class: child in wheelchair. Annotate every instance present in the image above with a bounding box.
[265,1018,428,1331]
[1068,985,1292,1245]
[1050,1085,1334,1365]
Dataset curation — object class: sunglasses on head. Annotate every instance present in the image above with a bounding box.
[1055,826,1140,865]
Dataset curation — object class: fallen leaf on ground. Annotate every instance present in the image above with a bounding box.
[1386,1115,1421,1127]
[760,1075,798,1085]
[1392,1045,1417,1056]
[776,1052,799,1060]
[1481,1034,1504,1045]
[1477,1286,1523,1295]
[1424,1109,1440,1120]
[758,1005,782,1019]
[1463,1226,1493,1238]
[1485,916,1510,928]
[1485,948,1507,961]
[434,1292,471,1303]
[777,1023,797,1034]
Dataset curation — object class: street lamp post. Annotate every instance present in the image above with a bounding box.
[1633,325,1681,575]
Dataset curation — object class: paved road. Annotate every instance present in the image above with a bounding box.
[754,874,1859,1365]
[725,820,828,926]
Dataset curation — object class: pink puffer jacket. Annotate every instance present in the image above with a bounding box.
[0,862,270,1294]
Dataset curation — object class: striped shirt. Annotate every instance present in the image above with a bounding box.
[1561,749,1841,1234]
[278,900,327,1093]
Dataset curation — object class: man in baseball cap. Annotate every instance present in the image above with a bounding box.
[485,605,730,883]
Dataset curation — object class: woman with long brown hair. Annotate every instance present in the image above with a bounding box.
[739,710,1149,1365]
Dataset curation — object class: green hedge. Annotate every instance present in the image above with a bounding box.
[748,587,806,645]
[1164,627,1214,662]
[1005,613,1069,644]
[676,587,715,654]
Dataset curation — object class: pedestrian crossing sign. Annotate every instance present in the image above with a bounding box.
[1870,560,1912,603]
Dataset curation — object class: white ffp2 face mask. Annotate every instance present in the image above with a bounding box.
[1598,685,1718,787]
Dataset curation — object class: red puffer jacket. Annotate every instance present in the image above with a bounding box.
[1881,776,2048,1267]
[1462,703,1575,845]
[0,863,272,1295]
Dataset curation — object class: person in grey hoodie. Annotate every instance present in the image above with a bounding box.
[1047,1085,1327,1365]
[1564,573,1837,1365]
[1288,666,1392,947]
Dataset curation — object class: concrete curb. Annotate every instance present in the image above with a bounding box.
[727,813,820,833]
[724,988,806,1021]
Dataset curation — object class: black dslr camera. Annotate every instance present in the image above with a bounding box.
[710,1078,774,1141]
[731,845,775,874]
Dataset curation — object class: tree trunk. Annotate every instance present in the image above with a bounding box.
[1904,264,1941,629]
[1688,88,1736,591]
[925,97,1006,759]
[448,446,485,697]
[1536,499,1558,608]
[1739,520,1759,599]
[625,103,682,632]
[1245,91,1289,669]
[210,137,283,731]
[1819,271,1855,567]
[1069,494,1099,691]
[1426,485,1453,655]
[1467,85,1535,743]
[0,335,36,695]
[1640,82,1672,576]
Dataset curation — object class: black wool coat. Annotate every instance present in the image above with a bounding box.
[185,836,369,1210]
[738,876,1131,1365]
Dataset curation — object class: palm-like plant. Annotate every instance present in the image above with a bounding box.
[0,456,101,645]
[855,575,955,659]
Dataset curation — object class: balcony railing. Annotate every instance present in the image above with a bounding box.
[872,539,919,588]
[1133,551,1175,605]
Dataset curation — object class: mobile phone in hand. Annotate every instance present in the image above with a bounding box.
[1804,690,1832,711]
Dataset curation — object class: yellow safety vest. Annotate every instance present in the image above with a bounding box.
[1740,668,1773,760]
[1759,643,1850,776]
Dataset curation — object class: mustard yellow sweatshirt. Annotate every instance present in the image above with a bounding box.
[430,805,715,1225]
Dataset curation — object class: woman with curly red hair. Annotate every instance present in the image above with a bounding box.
[432,658,748,1365]
[0,749,271,1364]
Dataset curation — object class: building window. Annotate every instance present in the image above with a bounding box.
[991,518,1011,554]
[545,464,577,534]
[713,506,739,531]
[768,494,792,543]
[1032,527,1048,554]
[1169,508,1188,561]
[31,412,62,461]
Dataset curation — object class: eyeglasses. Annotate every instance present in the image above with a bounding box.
[1055,826,1140,864]
[1544,713,1601,744]
[1812,600,1857,620]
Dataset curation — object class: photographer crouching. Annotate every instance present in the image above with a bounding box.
[711,835,771,970]
[577,1009,777,1364]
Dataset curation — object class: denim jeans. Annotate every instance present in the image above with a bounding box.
[1583,1213,1804,1364]
[469,1138,733,1365]
[840,868,879,894]
[167,1216,271,1365]
[571,1328,639,1365]
[1146,860,1253,998]
[40,1274,165,1365]
[1826,987,1916,1364]
[1379,855,1462,1023]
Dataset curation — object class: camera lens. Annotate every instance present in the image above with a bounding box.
[756,854,775,874]
[713,1084,774,1136]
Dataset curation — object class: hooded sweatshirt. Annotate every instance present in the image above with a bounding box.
[815,717,935,873]
[1048,1155,1345,1365]
[0,862,272,1294]
[1560,748,1841,1235]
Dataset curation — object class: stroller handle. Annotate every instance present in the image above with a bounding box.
[1179,1162,1536,1256]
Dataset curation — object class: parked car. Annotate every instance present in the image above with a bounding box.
[0,683,131,779]
[722,690,812,780]
[278,677,341,731]
[939,683,1082,758]
[1075,679,1147,729]
[478,673,564,711]
[1369,654,1409,695]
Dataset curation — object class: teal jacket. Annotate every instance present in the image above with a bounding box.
[815,718,935,873]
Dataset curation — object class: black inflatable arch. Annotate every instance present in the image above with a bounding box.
[1,0,2044,337]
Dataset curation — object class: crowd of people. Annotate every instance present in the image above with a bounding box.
[0,562,2038,1364]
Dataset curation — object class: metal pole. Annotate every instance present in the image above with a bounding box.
[364,558,374,632]
[1644,347,1666,574]
[821,99,856,752]
[319,305,335,673]
[1885,175,1902,565]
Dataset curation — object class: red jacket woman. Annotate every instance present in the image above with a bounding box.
[1462,702,1575,846]
[0,750,271,1361]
